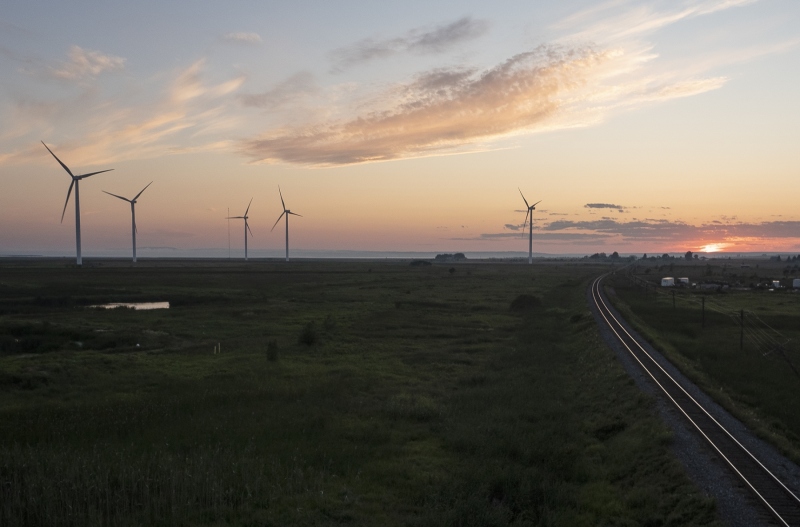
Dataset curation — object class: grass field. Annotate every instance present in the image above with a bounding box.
[607,258,800,463]
[0,259,719,526]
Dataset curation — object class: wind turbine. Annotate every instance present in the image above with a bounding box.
[271,186,301,262]
[42,141,113,266]
[518,188,541,265]
[227,198,254,260]
[102,182,153,263]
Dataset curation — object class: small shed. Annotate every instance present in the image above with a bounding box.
[772,280,782,289]
[661,277,675,287]
[794,279,800,289]
[678,277,690,286]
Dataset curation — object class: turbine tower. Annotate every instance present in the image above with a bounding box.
[42,141,113,266]
[227,198,254,260]
[518,188,541,265]
[102,182,153,263]
[271,186,301,262]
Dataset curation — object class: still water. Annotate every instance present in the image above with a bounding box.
[91,302,170,310]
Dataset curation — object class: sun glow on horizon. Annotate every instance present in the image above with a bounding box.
[699,243,730,253]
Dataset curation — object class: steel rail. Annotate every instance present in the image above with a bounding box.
[591,274,800,526]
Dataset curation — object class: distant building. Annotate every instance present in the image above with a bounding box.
[794,279,800,289]
[678,277,690,286]
[661,277,675,287]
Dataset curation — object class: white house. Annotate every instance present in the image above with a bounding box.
[794,278,800,289]
[661,277,675,287]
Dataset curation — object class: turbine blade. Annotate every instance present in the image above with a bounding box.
[532,200,542,208]
[278,186,286,211]
[42,141,75,178]
[271,211,286,232]
[518,187,529,209]
[521,210,530,238]
[245,197,253,216]
[76,169,113,179]
[103,190,131,202]
[246,220,253,237]
[288,211,302,217]
[133,181,153,201]
[61,180,75,223]
[227,216,244,219]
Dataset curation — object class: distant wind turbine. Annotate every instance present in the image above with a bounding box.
[227,198,254,260]
[271,187,301,262]
[519,188,541,265]
[102,182,153,263]
[42,141,113,266]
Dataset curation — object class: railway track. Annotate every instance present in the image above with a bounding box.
[590,274,800,526]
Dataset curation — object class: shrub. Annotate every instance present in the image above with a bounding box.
[510,294,541,312]
[266,339,279,361]
[298,321,318,346]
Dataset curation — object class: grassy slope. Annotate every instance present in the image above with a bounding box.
[607,263,800,463]
[0,261,718,526]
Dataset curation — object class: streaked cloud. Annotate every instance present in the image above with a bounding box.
[1,60,245,166]
[468,218,800,249]
[241,45,626,166]
[541,218,800,243]
[49,45,125,81]
[556,0,758,42]
[585,203,625,210]
[239,72,318,109]
[329,16,489,72]
[222,32,262,45]
[238,0,766,167]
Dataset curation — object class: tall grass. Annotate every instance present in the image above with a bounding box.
[0,261,720,525]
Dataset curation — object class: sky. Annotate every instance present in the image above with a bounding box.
[1,0,799,257]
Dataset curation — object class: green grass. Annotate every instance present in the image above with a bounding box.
[607,261,800,463]
[0,259,719,526]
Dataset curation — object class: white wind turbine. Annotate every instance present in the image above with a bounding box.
[42,141,113,266]
[519,188,541,265]
[271,187,301,262]
[227,198,254,260]
[103,182,153,263]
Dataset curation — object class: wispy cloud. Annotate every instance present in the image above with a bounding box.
[468,218,800,249]
[237,0,766,167]
[48,45,125,81]
[222,32,262,45]
[556,0,758,42]
[241,45,630,165]
[239,72,318,109]
[541,218,800,243]
[1,59,245,166]
[329,16,489,72]
[585,203,625,210]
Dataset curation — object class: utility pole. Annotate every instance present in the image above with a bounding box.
[672,290,676,309]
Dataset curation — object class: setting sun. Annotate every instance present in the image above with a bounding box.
[700,243,730,253]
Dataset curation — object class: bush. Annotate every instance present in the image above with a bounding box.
[510,294,541,312]
[298,321,318,346]
[266,339,279,361]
